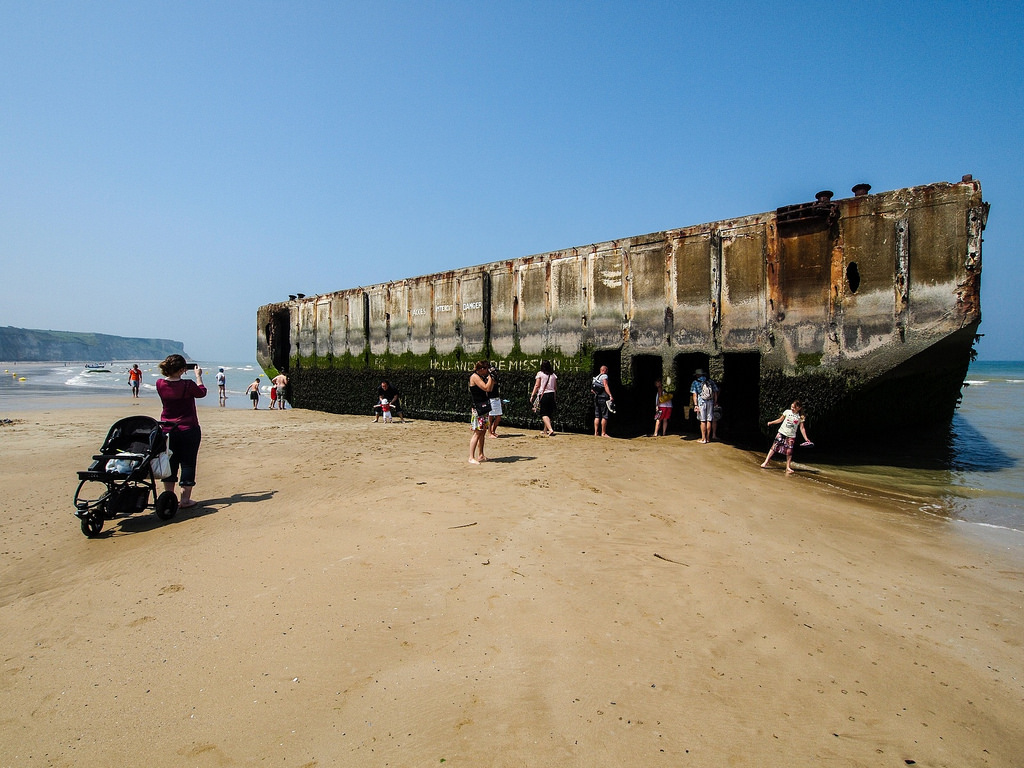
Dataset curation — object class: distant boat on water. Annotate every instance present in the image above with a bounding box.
[83,364,111,373]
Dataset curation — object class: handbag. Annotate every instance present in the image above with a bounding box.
[150,449,172,480]
[532,373,550,413]
[475,398,491,416]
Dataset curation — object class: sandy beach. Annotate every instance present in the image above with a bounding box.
[1,405,1022,767]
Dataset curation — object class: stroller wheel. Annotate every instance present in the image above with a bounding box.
[154,491,178,521]
[80,515,103,538]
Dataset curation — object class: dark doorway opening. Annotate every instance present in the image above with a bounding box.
[673,352,710,436]
[592,349,621,383]
[591,349,622,435]
[269,310,291,372]
[622,354,663,437]
[720,352,762,444]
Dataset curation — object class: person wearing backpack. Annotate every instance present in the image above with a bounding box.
[592,365,614,437]
[690,368,718,444]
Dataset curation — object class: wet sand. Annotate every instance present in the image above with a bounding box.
[1,406,1022,766]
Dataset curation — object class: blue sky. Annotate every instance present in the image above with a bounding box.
[1,1,1021,361]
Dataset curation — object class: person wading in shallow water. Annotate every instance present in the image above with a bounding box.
[761,399,812,474]
[216,367,227,406]
[128,364,142,398]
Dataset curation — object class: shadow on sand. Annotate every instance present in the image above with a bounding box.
[481,455,536,464]
[110,490,278,536]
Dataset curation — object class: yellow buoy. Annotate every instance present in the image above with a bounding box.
[18,377,26,381]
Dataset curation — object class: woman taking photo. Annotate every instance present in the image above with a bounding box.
[468,360,494,464]
[157,354,207,508]
[530,360,558,436]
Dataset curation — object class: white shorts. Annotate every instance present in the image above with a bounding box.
[697,400,714,422]
[489,398,503,416]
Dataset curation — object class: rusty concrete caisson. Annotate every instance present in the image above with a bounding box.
[257,177,987,441]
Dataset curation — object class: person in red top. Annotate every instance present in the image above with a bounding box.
[128,364,142,398]
[156,354,207,508]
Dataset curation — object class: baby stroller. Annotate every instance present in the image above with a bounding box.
[73,415,179,537]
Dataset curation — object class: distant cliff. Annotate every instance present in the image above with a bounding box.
[0,326,188,362]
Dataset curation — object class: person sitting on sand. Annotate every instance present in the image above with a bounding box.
[761,400,812,474]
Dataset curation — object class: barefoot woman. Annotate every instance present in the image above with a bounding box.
[157,354,207,508]
[468,360,494,464]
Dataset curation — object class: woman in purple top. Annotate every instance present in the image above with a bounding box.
[156,354,207,508]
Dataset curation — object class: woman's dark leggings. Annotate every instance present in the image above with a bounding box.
[168,426,202,487]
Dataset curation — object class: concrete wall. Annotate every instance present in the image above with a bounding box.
[257,179,986,437]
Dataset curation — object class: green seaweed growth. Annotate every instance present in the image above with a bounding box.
[759,368,862,438]
[795,352,823,371]
[282,341,660,434]
[287,356,603,433]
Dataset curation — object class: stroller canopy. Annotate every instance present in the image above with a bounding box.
[99,415,167,457]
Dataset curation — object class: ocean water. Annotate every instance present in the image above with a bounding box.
[3,359,1022,536]
[0,360,264,411]
[795,360,1024,536]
